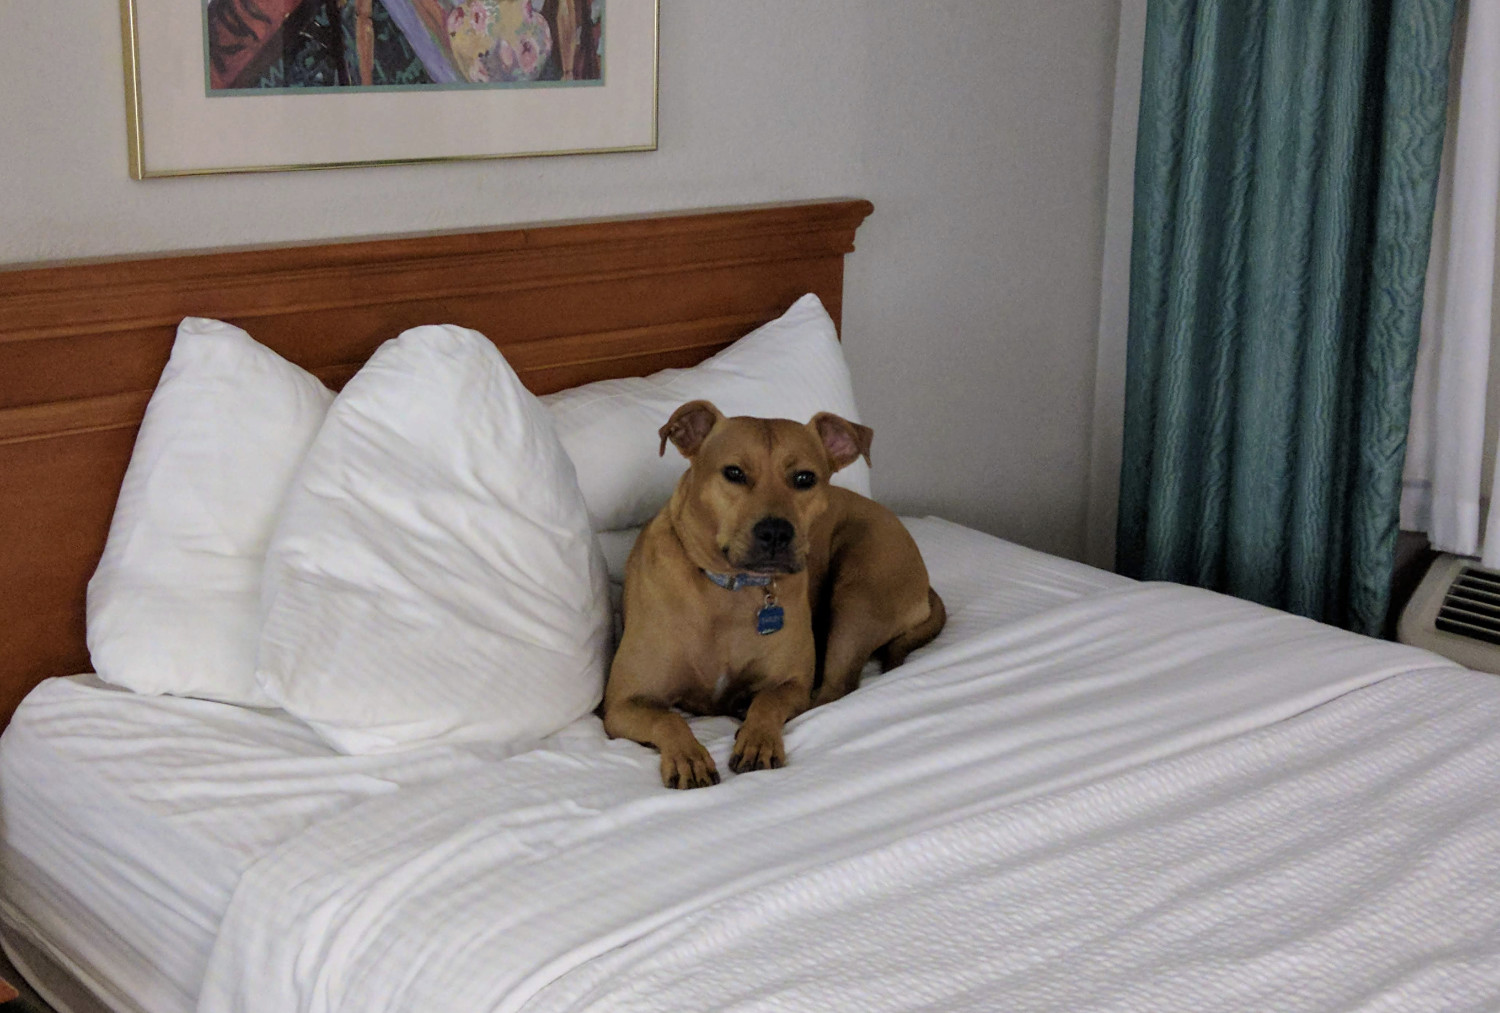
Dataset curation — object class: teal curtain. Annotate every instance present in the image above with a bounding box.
[1118,0,1456,635]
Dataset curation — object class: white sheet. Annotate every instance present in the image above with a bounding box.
[0,680,526,1013]
[196,578,1478,1012]
[0,518,1123,1013]
[527,667,1500,1012]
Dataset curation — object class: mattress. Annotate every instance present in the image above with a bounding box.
[0,518,1127,1013]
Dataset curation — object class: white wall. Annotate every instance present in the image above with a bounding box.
[0,1,1121,561]
[1086,0,1146,569]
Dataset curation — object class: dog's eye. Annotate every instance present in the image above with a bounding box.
[792,470,818,490]
[722,465,748,485]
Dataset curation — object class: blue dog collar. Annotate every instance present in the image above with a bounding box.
[700,569,776,592]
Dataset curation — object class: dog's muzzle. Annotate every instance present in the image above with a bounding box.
[735,516,801,573]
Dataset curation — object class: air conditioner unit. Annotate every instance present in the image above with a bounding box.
[1398,553,1500,673]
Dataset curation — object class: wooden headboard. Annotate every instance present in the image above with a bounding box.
[0,198,874,727]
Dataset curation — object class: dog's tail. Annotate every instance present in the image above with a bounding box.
[877,587,947,672]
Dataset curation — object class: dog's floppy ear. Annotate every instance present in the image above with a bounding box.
[810,412,873,472]
[659,400,725,458]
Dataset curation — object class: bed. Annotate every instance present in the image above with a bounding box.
[1,200,1498,1013]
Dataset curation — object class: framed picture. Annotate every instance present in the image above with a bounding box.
[119,0,657,177]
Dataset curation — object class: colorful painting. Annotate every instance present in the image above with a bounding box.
[203,0,603,91]
[122,0,653,175]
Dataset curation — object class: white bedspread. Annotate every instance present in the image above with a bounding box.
[197,577,1490,1013]
[0,678,524,1013]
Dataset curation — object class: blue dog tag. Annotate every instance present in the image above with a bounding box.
[756,603,785,636]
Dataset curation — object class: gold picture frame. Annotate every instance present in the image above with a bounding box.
[119,0,657,178]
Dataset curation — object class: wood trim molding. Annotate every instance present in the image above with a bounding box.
[0,391,153,447]
[0,200,872,342]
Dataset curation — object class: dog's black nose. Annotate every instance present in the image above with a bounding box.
[752,517,795,555]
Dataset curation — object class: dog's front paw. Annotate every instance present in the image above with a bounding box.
[729,725,786,774]
[660,742,720,789]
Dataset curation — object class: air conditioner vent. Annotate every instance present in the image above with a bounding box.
[1435,566,1500,646]
[1400,554,1500,673]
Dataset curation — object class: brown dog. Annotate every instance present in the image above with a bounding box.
[602,400,945,789]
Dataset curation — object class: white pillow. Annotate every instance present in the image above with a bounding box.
[596,527,642,586]
[256,324,611,755]
[86,318,333,705]
[542,293,871,531]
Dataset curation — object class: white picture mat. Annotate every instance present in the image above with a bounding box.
[128,0,657,175]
